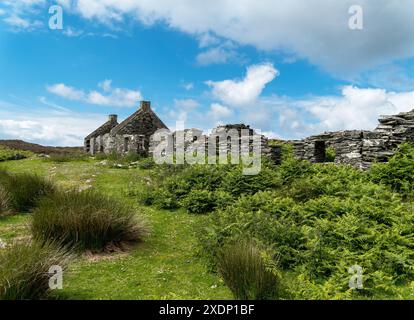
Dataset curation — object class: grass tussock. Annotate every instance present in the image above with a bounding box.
[218,241,281,300]
[31,190,149,251]
[0,241,72,300]
[0,185,12,216]
[0,171,56,213]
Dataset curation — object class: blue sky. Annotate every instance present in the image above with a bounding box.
[1,0,414,146]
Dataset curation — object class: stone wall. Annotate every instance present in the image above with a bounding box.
[293,109,414,169]
[148,124,283,164]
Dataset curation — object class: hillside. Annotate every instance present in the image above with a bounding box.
[0,140,83,155]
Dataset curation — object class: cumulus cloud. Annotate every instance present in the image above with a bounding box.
[300,86,414,132]
[196,42,241,66]
[174,98,199,110]
[47,83,85,100]
[180,82,194,91]
[0,100,106,146]
[197,32,221,48]
[46,81,143,107]
[208,103,233,120]
[206,63,279,106]
[167,98,200,123]
[251,86,414,140]
[7,1,414,75]
[63,26,85,37]
[1,0,45,31]
[52,0,414,75]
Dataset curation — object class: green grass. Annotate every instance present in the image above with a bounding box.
[0,158,232,299]
[0,241,73,300]
[0,146,33,162]
[3,157,412,300]
[32,190,148,251]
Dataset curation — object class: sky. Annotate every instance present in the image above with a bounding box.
[1,0,414,146]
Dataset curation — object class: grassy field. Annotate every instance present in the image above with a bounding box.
[0,158,232,300]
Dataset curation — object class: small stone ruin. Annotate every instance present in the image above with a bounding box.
[292,109,414,169]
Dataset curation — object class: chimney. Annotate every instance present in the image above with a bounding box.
[108,114,118,122]
[140,101,151,111]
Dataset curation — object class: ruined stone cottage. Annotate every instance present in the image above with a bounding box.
[84,101,168,155]
[292,109,414,169]
[85,102,413,169]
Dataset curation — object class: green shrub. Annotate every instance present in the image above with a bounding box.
[325,146,336,162]
[218,241,281,300]
[213,190,233,210]
[31,190,149,251]
[199,192,302,269]
[137,157,156,170]
[0,171,56,212]
[153,188,180,209]
[220,165,281,196]
[123,152,142,164]
[369,143,414,198]
[0,241,72,300]
[0,146,32,162]
[278,157,314,185]
[181,190,216,214]
[200,185,414,298]
[284,164,365,202]
[134,186,157,206]
[157,175,192,203]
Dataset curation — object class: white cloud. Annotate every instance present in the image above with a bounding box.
[197,32,220,48]
[1,0,45,31]
[63,27,84,37]
[98,79,112,92]
[248,86,414,140]
[206,63,278,106]
[168,98,200,123]
[47,83,85,100]
[3,14,30,28]
[56,0,72,9]
[174,98,199,110]
[0,100,106,146]
[46,81,143,107]
[208,103,233,120]
[196,42,241,66]
[87,88,142,107]
[59,0,414,75]
[180,82,194,91]
[3,14,43,30]
[7,1,414,74]
[300,86,414,132]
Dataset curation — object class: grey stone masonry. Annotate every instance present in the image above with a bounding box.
[85,103,413,169]
[292,108,414,169]
[84,101,168,156]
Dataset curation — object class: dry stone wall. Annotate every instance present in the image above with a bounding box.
[293,109,414,169]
